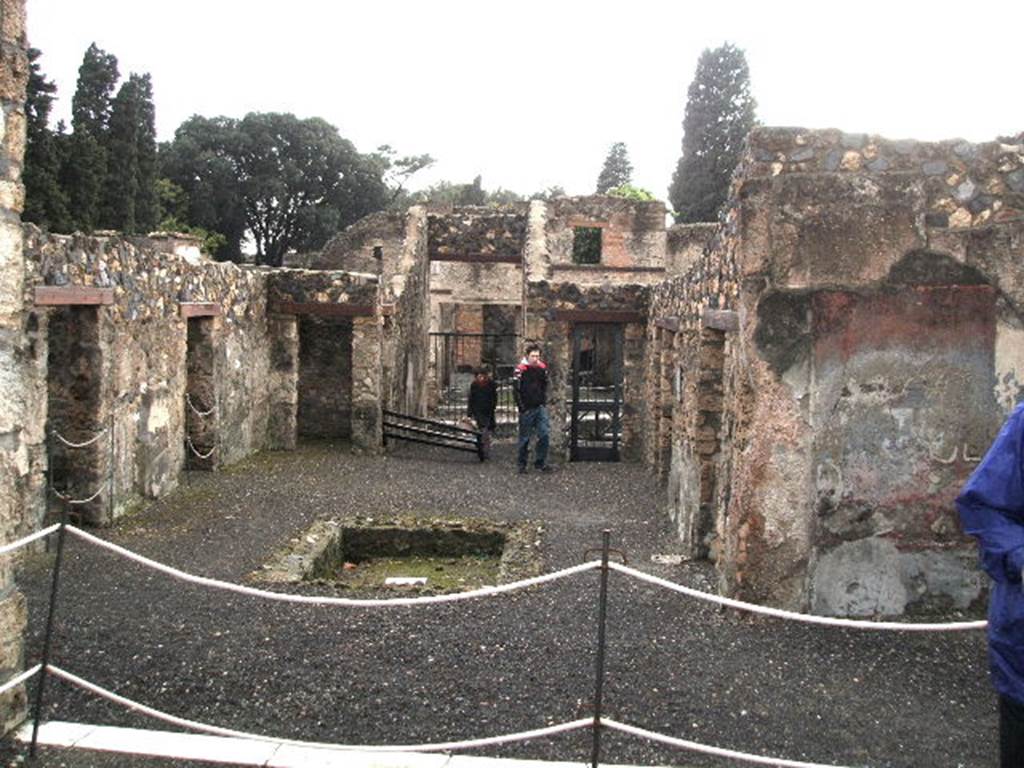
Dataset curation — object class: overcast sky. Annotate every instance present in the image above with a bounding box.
[27,0,1023,201]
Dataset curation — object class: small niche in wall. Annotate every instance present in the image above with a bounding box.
[572,227,602,265]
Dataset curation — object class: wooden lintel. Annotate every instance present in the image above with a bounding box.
[429,253,521,264]
[34,286,114,306]
[552,309,644,324]
[179,302,221,319]
[703,308,739,332]
[551,264,666,274]
[654,316,680,332]
[567,219,607,230]
[271,301,375,318]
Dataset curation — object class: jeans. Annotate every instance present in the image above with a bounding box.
[517,406,549,468]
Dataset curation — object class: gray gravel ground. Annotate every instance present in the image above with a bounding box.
[0,440,997,767]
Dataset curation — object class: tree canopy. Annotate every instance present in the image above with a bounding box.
[160,112,392,265]
[668,43,757,223]
[23,48,70,231]
[596,142,633,193]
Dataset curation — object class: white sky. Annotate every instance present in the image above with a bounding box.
[27,0,1024,201]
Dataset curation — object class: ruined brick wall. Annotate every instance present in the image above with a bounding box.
[303,210,406,273]
[266,270,382,452]
[541,197,668,286]
[648,126,1024,615]
[0,0,29,732]
[22,228,272,524]
[666,223,716,275]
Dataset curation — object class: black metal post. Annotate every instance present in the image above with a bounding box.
[29,506,70,759]
[590,529,611,768]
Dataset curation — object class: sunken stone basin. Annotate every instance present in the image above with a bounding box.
[255,515,542,592]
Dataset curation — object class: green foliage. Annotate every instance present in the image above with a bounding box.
[161,112,390,265]
[572,226,602,265]
[529,185,566,201]
[133,74,159,233]
[607,184,655,201]
[101,75,142,232]
[406,176,524,207]
[596,142,633,193]
[23,48,71,231]
[669,42,757,223]
[371,144,434,206]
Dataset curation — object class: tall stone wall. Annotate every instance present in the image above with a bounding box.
[647,126,1024,616]
[666,223,717,275]
[22,228,272,524]
[0,0,28,732]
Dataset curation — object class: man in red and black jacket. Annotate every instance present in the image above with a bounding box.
[513,344,552,473]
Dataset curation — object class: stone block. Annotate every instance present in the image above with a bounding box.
[0,1,26,46]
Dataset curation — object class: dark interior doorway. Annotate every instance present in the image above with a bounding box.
[185,317,217,469]
[570,323,623,462]
[298,316,353,439]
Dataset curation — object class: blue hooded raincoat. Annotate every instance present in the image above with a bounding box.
[956,403,1024,706]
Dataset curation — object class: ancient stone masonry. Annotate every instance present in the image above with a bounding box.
[0,0,28,733]
[646,126,1024,616]
[22,227,271,525]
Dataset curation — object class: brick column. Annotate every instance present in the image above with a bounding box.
[267,315,298,450]
[0,0,30,733]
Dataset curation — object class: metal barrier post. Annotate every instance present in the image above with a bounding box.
[590,529,611,768]
[29,505,70,758]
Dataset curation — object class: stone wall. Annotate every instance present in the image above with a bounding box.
[646,126,1024,616]
[302,210,407,273]
[0,0,28,732]
[23,227,272,524]
[427,205,528,262]
[666,223,716,275]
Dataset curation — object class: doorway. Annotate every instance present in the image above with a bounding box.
[569,323,623,461]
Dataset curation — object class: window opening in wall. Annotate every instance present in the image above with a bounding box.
[185,317,217,470]
[298,316,353,440]
[572,226,602,265]
[46,306,107,523]
[372,245,383,260]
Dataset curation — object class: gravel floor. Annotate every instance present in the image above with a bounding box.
[0,440,997,767]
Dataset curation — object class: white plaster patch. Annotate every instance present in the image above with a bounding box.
[145,401,171,432]
[994,319,1024,411]
[811,538,907,616]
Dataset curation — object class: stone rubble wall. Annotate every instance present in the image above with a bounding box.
[23,227,272,524]
[0,0,28,733]
[301,210,407,273]
[666,223,717,275]
[426,205,528,263]
[646,126,1024,616]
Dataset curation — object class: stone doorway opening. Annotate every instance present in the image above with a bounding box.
[46,306,107,523]
[257,516,541,593]
[569,323,624,461]
[185,316,217,470]
[297,316,353,440]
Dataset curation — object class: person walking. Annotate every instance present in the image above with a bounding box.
[467,366,497,460]
[513,344,552,474]
[956,402,1024,768]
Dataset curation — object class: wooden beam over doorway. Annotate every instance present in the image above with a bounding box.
[34,286,114,306]
[552,309,644,324]
[270,301,376,318]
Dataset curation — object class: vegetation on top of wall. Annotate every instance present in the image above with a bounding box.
[596,142,633,194]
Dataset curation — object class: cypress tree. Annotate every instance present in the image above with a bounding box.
[23,48,71,231]
[101,75,140,231]
[668,43,757,223]
[595,142,633,193]
[133,74,159,233]
[65,43,119,231]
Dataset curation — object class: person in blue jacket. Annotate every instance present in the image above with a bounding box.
[957,403,1024,767]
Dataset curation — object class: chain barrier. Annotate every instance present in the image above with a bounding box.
[48,486,104,507]
[185,437,217,460]
[51,428,108,449]
[185,394,215,419]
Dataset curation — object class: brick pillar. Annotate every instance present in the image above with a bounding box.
[267,315,298,450]
[0,0,31,733]
[350,315,382,454]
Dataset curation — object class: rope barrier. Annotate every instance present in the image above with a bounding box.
[607,561,987,632]
[64,526,601,606]
[52,429,107,449]
[0,665,40,698]
[0,525,60,556]
[46,665,592,752]
[185,437,216,460]
[185,394,216,419]
[49,486,104,506]
[602,718,854,768]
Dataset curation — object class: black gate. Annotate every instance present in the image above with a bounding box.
[570,324,623,462]
[429,332,519,437]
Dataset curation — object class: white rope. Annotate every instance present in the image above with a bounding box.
[185,437,217,460]
[602,718,854,768]
[185,394,216,418]
[0,524,60,556]
[49,486,104,506]
[0,665,41,697]
[52,429,107,449]
[46,664,590,752]
[608,562,987,632]
[65,526,601,606]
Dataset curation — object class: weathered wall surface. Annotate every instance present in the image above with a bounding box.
[303,210,406,273]
[666,223,716,275]
[647,126,1024,615]
[23,228,271,524]
[427,206,527,262]
[0,0,29,732]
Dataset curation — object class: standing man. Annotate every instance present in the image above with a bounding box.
[467,366,498,460]
[956,402,1024,767]
[513,343,552,474]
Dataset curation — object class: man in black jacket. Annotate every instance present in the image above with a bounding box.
[467,367,497,460]
[513,344,552,473]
